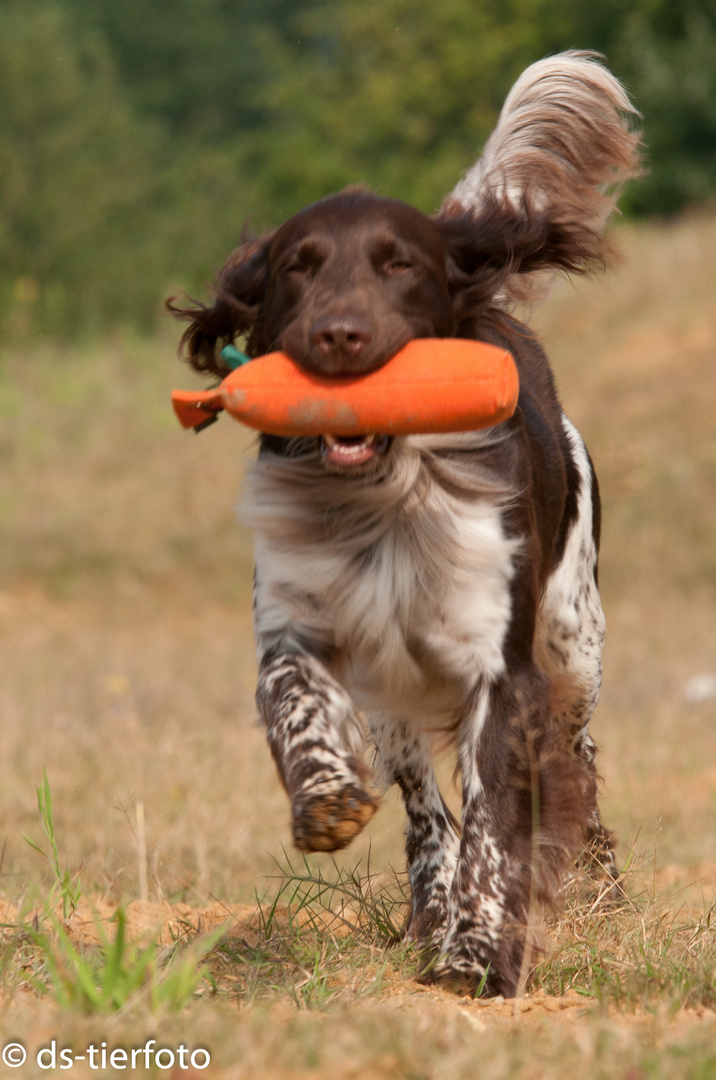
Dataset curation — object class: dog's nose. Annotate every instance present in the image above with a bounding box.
[309,315,373,363]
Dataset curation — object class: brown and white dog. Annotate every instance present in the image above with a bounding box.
[171,52,640,996]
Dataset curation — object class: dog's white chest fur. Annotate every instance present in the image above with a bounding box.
[248,440,520,720]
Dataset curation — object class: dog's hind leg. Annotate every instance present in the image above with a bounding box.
[433,665,589,997]
[572,729,620,889]
[538,415,618,889]
[369,719,461,945]
[256,646,378,853]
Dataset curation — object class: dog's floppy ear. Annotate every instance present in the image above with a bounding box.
[167,233,274,378]
[434,195,606,328]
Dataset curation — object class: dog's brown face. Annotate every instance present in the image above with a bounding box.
[263,195,456,377]
[257,194,456,470]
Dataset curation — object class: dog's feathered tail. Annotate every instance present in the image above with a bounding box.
[444,51,642,306]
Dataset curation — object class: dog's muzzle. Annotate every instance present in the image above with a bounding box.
[320,433,391,470]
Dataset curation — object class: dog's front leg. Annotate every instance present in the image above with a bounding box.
[434,668,587,997]
[368,719,460,945]
[256,646,378,853]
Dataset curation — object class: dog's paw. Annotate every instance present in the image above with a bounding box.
[418,961,502,998]
[572,844,628,908]
[292,784,378,852]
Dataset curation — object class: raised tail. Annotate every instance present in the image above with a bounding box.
[443,51,642,307]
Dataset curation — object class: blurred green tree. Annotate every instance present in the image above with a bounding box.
[608,4,716,214]
[1,0,714,338]
[0,0,260,334]
[63,0,300,139]
[0,1,165,333]
[221,0,581,217]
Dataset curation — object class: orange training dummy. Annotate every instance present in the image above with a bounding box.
[171,338,519,437]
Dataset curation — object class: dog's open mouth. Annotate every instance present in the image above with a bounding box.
[320,433,391,469]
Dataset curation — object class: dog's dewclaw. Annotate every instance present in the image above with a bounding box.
[171,338,519,436]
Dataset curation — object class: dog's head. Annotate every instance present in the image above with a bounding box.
[170,187,599,471]
[259,191,457,379]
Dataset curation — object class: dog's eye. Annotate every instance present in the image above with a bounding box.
[284,262,313,280]
[383,259,414,276]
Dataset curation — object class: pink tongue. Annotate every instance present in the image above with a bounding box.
[326,438,376,466]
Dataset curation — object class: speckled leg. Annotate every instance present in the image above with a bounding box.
[256,648,377,853]
[370,719,460,944]
[432,670,588,997]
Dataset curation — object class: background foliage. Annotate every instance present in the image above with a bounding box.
[1,0,715,336]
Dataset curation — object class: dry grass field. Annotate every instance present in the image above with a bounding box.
[1,211,716,1077]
